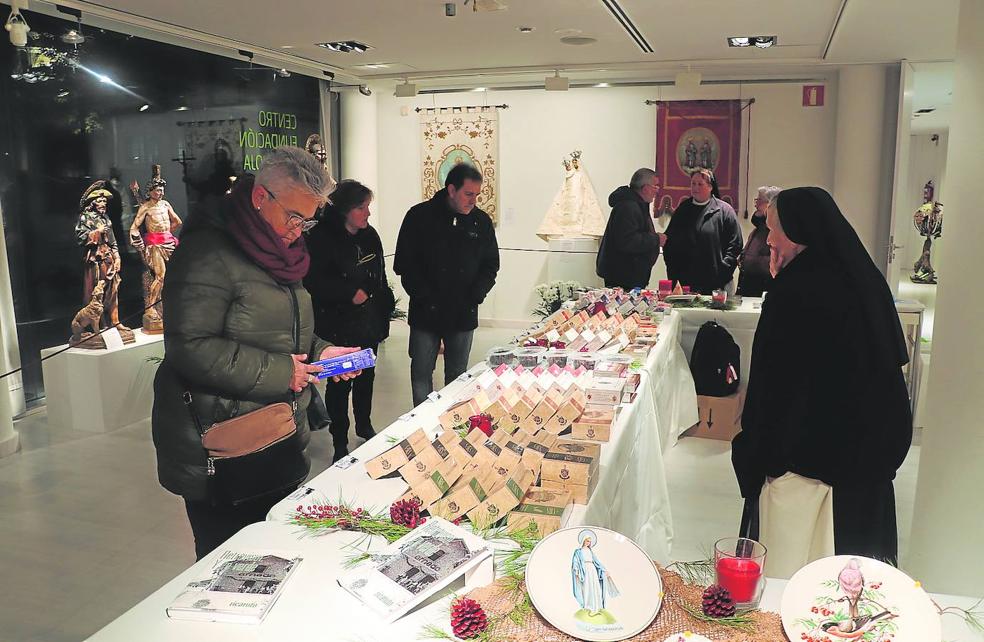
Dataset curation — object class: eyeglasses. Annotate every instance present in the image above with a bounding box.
[261,185,318,232]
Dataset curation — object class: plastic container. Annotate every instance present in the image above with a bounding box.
[486,346,515,367]
[545,349,571,367]
[514,346,547,368]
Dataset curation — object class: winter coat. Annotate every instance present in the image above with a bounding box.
[304,220,394,347]
[394,188,500,332]
[663,196,743,294]
[737,215,773,296]
[151,191,330,501]
[595,186,660,289]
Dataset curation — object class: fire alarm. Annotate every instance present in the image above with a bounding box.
[445,3,456,16]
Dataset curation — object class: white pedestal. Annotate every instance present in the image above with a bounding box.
[546,237,601,287]
[41,330,164,432]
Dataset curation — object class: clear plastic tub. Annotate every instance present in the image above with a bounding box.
[545,349,571,367]
[569,352,599,370]
[514,346,547,368]
[486,346,515,367]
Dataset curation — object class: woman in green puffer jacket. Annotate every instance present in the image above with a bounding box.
[152,146,360,559]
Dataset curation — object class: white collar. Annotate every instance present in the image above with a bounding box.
[693,198,711,206]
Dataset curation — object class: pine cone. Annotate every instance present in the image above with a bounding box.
[701,584,737,618]
[451,597,488,639]
[389,498,426,529]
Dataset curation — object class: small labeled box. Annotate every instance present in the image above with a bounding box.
[585,377,625,406]
[507,488,573,537]
[571,406,616,442]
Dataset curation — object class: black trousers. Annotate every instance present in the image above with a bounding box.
[184,486,295,560]
[833,480,899,565]
[325,343,378,451]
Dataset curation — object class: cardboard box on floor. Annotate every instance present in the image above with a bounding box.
[682,391,745,441]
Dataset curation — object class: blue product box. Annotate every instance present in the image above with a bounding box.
[312,348,377,379]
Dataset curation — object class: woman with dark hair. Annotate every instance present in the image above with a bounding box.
[304,180,394,462]
[663,168,743,294]
[732,187,912,570]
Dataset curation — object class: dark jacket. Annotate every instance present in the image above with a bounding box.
[596,186,660,289]
[732,248,912,499]
[394,188,500,332]
[663,196,743,294]
[304,220,394,347]
[152,192,330,501]
[737,215,773,296]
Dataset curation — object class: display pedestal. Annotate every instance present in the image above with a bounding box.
[41,329,164,433]
[0,384,17,458]
[546,237,600,288]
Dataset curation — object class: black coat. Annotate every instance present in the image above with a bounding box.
[394,188,500,332]
[737,215,773,296]
[596,186,660,289]
[732,248,912,500]
[304,221,394,347]
[663,196,743,293]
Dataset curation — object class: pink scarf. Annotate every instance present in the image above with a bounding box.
[226,177,310,284]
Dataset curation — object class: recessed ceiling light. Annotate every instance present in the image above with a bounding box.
[175,106,189,111]
[594,83,610,88]
[316,40,373,53]
[560,36,597,46]
[360,63,391,69]
[56,89,70,98]
[139,104,150,112]
[280,45,294,49]
[518,26,535,33]
[473,87,488,92]
[752,36,777,48]
[727,37,750,47]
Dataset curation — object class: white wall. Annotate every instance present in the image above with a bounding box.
[371,81,837,324]
[901,132,949,273]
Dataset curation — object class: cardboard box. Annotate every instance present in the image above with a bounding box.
[553,437,602,462]
[468,466,537,529]
[571,406,616,442]
[399,439,458,486]
[682,391,744,441]
[431,471,497,522]
[541,476,598,505]
[542,391,585,435]
[520,394,559,433]
[365,429,430,479]
[438,398,481,430]
[507,488,573,537]
[398,456,462,512]
[541,449,598,489]
[585,377,625,406]
[521,430,557,470]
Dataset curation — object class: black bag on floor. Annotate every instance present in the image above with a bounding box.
[690,320,740,397]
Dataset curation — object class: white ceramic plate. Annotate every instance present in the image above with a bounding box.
[780,555,941,642]
[664,294,698,304]
[525,526,663,642]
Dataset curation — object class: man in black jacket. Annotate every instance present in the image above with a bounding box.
[395,164,500,406]
[596,168,664,289]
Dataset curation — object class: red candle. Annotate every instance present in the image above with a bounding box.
[715,556,762,603]
[682,285,692,294]
[658,279,673,293]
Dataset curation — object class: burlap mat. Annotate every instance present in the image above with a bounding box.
[463,567,790,642]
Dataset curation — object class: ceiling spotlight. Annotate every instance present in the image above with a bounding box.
[727,37,750,47]
[394,81,417,97]
[5,4,31,48]
[545,71,569,91]
[594,83,610,88]
[61,28,85,45]
[518,26,534,33]
[473,87,487,92]
[275,68,291,78]
[316,40,372,53]
[139,104,150,112]
[358,84,372,96]
[752,35,777,48]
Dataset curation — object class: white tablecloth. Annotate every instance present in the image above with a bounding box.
[89,520,982,642]
[674,297,763,391]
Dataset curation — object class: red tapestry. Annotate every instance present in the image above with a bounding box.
[655,100,742,213]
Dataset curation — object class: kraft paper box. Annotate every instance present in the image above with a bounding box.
[439,398,481,430]
[399,438,458,486]
[365,429,430,479]
[585,377,625,406]
[521,430,557,470]
[399,457,462,512]
[471,391,493,412]
[509,428,534,448]
[520,395,559,433]
[542,308,571,331]
[437,430,480,468]
[553,437,602,463]
[540,476,599,505]
[508,487,573,537]
[594,360,627,378]
[565,336,588,352]
[621,343,651,358]
[484,398,512,425]
[500,395,535,432]
[682,391,744,442]
[542,392,586,435]
[431,470,498,522]
[541,449,598,488]
[571,407,616,442]
[623,373,642,394]
[450,441,500,491]
[467,466,536,529]
[484,440,524,491]
[490,423,518,447]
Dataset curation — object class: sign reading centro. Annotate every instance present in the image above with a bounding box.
[240,110,299,171]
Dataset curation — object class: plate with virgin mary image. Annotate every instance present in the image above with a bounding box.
[780,555,942,642]
[525,526,663,641]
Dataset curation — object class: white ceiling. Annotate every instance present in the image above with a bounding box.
[29,0,960,86]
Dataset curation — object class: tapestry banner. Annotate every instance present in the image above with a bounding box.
[420,106,499,224]
[655,100,742,216]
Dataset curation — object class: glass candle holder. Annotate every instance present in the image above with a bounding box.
[714,537,766,609]
[712,289,727,305]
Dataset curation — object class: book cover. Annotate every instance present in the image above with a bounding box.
[166,549,302,624]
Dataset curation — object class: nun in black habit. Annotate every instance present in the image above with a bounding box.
[732,187,912,565]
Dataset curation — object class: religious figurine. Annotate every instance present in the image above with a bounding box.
[536,150,606,241]
[304,133,337,192]
[912,180,943,285]
[700,137,713,170]
[129,165,182,333]
[72,181,134,348]
[684,137,698,170]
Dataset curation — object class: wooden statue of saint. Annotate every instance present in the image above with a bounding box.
[129,165,182,333]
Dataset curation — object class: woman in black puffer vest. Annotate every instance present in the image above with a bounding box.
[304,180,395,461]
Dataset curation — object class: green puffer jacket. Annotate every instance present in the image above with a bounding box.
[151,204,330,501]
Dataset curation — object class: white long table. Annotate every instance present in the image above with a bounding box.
[89,520,982,642]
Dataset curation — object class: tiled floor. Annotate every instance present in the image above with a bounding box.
[0,322,921,641]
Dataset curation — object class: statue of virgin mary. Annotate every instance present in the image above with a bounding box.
[537,152,606,241]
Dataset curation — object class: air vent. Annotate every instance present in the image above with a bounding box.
[316,40,373,53]
[598,0,653,53]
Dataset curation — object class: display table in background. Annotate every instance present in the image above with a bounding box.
[674,297,763,390]
[41,330,163,432]
[88,519,982,642]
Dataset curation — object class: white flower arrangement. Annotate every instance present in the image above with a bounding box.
[532,280,582,319]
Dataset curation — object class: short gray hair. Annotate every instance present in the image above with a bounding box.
[757,185,782,205]
[256,146,334,204]
[630,168,658,190]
